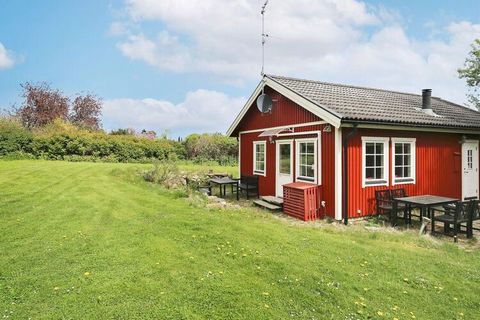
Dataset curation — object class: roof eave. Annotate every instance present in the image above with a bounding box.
[341,119,480,134]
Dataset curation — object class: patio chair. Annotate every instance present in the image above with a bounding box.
[390,188,409,223]
[431,199,478,242]
[235,175,259,199]
[375,189,406,224]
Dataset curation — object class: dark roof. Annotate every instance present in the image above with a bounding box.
[267,75,480,130]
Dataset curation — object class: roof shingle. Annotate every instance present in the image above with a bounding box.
[268,75,480,130]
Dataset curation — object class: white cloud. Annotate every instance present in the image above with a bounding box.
[112,0,480,105]
[102,89,244,137]
[0,42,15,69]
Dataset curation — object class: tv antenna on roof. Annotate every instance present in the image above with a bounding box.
[261,0,269,76]
[256,0,273,114]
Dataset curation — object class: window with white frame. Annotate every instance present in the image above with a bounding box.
[362,137,389,187]
[253,141,266,175]
[392,138,416,184]
[296,139,317,183]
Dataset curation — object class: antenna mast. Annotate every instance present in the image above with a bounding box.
[261,0,269,76]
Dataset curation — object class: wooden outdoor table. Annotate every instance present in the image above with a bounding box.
[393,195,458,233]
[209,177,239,200]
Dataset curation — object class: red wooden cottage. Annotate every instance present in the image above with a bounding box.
[227,75,480,222]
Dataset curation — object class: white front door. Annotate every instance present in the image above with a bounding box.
[462,141,479,200]
[276,140,293,197]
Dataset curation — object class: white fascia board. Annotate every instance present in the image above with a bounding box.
[226,80,265,137]
[226,76,343,137]
[265,77,342,128]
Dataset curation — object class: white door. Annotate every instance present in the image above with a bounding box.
[462,141,479,200]
[276,140,293,197]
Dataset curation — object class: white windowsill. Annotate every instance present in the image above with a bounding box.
[364,180,388,188]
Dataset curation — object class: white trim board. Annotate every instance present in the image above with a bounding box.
[334,127,342,220]
[238,121,326,135]
[342,123,480,135]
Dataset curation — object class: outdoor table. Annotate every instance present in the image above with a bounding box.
[393,195,458,233]
[209,177,239,200]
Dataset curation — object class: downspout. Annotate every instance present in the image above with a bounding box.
[342,124,358,225]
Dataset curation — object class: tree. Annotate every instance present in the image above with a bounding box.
[70,94,102,130]
[17,82,69,128]
[458,38,480,109]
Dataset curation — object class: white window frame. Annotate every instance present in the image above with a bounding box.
[362,136,389,188]
[391,137,416,185]
[295,138,318,184]
[253,140,266,176]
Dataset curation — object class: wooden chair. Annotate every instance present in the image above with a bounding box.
[235,175,259,199]
[431,199,478,242]
[375,189,406,224]
[390,188,409,223]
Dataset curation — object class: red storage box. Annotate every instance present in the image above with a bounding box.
[283,182,321,221]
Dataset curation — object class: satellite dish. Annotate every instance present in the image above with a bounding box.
[256,93,273,113]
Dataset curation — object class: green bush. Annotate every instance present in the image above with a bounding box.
[0,117,33,156]
[0,118,238,165]
[0,119,182,163]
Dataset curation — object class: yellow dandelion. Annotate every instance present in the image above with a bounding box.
[262,292,269,296]
[84,272,90,276]
[264,304,269,308]
[54,286,60,291]
[377,311,384,316]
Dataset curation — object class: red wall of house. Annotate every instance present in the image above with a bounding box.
[237,86,337,218]
[233,87,321,135]
[343,128,479,218]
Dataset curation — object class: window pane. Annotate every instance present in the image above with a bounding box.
[375,143,383,154]
[404,143,410,154]
[395,144,402,154]
[366,167,375,179]
[404,155,410,166]
[279,144,290,174]
[366,155,374,166]
[306,154,315,165]
[395,166,403,178]
[395,155,403,166]
[306,142,314,154]
[404,166,410,178]
[375,155,383,166]
[306,166,314,177]
[301,165,307,177]
[376,167,383,179]
[300,154,306,165]
[366,143,375,154]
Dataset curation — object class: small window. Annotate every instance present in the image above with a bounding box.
[362,137,389,187]
[279,143,291,174]
[467,149,473,169]
[296,139,317,183]
[253,141,266,175]
[392,138,416,185]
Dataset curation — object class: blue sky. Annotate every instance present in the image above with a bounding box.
[0,0,479,137]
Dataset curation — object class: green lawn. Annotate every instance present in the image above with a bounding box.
[1,160,479,319]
